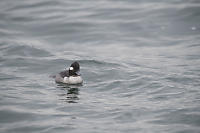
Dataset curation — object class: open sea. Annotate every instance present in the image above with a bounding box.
[0,0,200,133]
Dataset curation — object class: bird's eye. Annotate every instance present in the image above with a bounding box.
[69,67,74,70]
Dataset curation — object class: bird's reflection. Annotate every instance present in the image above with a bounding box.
[56,83,81,103]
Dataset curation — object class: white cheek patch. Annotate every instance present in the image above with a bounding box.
[69,67,74,71]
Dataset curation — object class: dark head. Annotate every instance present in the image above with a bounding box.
[68,62,80,76]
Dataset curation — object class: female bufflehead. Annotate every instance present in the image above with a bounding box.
[55,62,83,84]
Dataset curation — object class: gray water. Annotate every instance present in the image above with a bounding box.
[0,0,200,133]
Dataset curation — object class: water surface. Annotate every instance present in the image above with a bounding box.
[0,0,200,133]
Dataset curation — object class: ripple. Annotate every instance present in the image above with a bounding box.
[1,0,200,133]
[0,109,36,123]
[151,109,200,127]
[2,45,52,57]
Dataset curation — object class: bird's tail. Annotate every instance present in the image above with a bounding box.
[49,75,56,78]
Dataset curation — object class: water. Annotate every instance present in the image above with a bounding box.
[0,0,200,133]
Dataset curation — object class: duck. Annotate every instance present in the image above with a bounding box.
[55,62,83,85]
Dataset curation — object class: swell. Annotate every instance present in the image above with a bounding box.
[1,44,52,58]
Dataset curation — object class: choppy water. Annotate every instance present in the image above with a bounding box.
[0,0,200,133]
